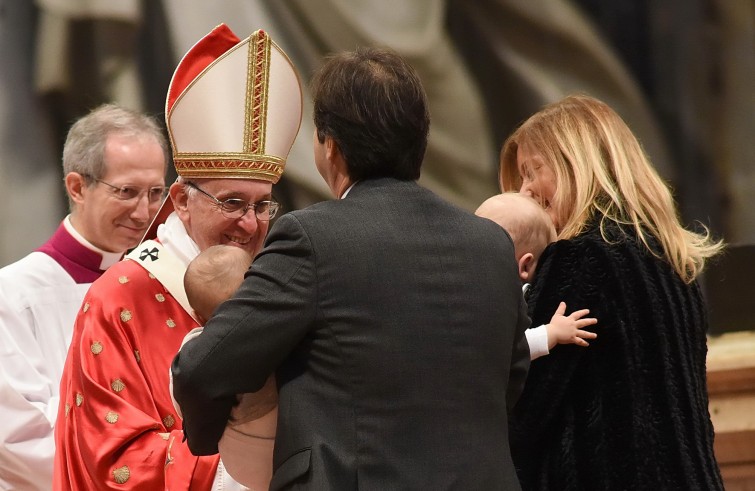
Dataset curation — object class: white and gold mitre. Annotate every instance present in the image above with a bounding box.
[166,24,303,183]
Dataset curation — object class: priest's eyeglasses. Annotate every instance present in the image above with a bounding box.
[88,175,166,203]
[186,181,280,221]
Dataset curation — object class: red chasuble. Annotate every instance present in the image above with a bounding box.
[53,258,218,490]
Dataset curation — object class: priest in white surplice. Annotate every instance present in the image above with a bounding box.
[0,104,168,491]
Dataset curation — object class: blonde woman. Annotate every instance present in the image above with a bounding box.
[500,94,724,490]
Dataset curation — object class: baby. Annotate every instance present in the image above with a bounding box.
[182,244,278,490]
[476,193,597,359]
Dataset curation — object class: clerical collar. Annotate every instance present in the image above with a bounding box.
[63,216,122,270]
[34,216,122,283]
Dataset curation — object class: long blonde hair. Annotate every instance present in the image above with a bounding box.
[499,94,723,283]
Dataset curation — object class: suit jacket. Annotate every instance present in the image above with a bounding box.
[172,178,530,490]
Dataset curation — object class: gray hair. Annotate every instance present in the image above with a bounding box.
[62,104,169,206]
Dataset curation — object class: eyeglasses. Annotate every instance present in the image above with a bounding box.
[87,176,166,203]
[186,181,279,221]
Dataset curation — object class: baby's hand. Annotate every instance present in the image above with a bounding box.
[546,302,598,350]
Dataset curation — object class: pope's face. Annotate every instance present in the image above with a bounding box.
[173,178,273,257]
[74,133,166,252]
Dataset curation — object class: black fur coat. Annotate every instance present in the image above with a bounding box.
[510,221,724,491]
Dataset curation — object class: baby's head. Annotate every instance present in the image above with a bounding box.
[184,245,254,324]
[476,192,557,283]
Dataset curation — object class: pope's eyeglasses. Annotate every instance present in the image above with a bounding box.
[186,181,279,221]
[87,175,166,203]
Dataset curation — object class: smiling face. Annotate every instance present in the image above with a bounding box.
[70,133,166,252]
[516,142,561,231]
[172,178,273,257]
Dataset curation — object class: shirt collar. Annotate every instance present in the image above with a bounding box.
[340,181,358,199]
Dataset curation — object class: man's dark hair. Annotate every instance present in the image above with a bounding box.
[311,46,430,181]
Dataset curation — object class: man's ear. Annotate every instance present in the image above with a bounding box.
[325,137,350,177]
[325,136,341,162]
[170,182,190,219]
[65,172,88,206]
[518,252,536,282]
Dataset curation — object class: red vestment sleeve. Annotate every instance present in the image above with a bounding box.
[54,259,219,490]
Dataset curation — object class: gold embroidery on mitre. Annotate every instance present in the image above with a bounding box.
[166,319,176,328]
[111,379,126,392]
[134,350,141,363]
[120,309,132,322]
[113,465,130,484]
[155,293,165,302]
[65,403,71,416]
[75,393,84,406]
[105,411,119,424]
[246,31,271,156]
[82,302,90,313]
[91,341,103,355]
[118,276,129,284]
[163,414,176,428]
[172,155,283,182]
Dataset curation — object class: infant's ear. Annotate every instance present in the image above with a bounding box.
[518,253,535,282]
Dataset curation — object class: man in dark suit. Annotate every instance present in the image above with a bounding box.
[172,47,530,490]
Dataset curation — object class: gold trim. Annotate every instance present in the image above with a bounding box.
[82,302,89,313]
[244,35,254,153]
[105,411,119,424]
[173,153,284,182]
[91,341,103,355]
[118,276,129,284]
[174,167,281,182]
[166,319,176,328]
[175,163,282,172]
[163,414,176,428]
[174,152,284,162]
[155,293,165,303]
[245,30,271,156]
[75,393,84,407]
[134,350,141,363]
[120,310,132,322]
